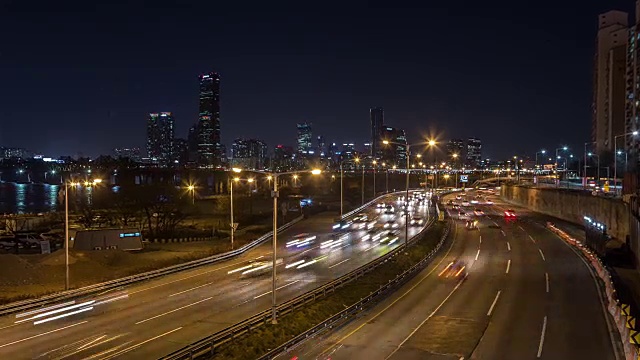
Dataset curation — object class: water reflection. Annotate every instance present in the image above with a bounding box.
[0,183,62,214]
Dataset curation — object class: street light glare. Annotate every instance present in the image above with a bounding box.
[187,185,195,190]
[293,174,299,179]
[232,167,242,173]
[541,150,546,154]
[267,175,272,180]
[311,169,322,175]
[233,177,240,182]
[428,140,436,146]
[93,178,102,184]
[383,140,390,145]
[634,131,639,136]
[247,178,254,183]
[563,146,568,151]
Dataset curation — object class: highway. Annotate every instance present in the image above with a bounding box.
[0,192,432,359]
[285,190,621,360]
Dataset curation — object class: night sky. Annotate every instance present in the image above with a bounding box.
[0,0,634,159]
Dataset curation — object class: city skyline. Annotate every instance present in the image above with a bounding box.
[1,1,630,159]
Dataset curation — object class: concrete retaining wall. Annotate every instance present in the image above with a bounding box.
[501,185,629,242]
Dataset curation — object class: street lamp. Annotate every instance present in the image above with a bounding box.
[555,146,568,187]
[187,185,195,205]
[535,150,546,172]
[244,168,321,324]
[63,178,102,290]
[372,160,377,197]
[614,130,638,195]
[588,152,600,185]
[383,139,436,247]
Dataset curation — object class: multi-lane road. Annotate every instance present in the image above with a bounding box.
[286,190,621,360]
[0,193,431,359]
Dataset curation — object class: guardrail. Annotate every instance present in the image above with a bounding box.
[161,197,445,360]
[260,219,452,360]
[0,191,402,318]
[0,216,303,317]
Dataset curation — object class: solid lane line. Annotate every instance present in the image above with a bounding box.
[539,249,546,261]
[384,280,464,360]
[545,273,549,293]
[135,297,212,324]
[254,280,301,299]
[101,327,182,360]
[487,290,501,316]
[169,282,213,297]
[507,242,511,251]
[537,316,547,358]
[506,260,511,274]
[329,258,350,269]
[0,321,87,349]
[315,222,461,359]
[529,235,536,243]
[475,249,480,261]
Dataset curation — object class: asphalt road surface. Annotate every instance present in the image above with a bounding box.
[0,192,432,359]
[285,190,621,360]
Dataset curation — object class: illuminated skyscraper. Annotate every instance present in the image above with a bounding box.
[466,138,482,167]
[370,107,384,158]
[146,112,174,166]
[197,72,221,167]
[297,122,313,156]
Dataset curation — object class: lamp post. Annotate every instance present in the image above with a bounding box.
[243,168,321,324]
[230,168,242,249]
[555,146,568,188]
[383,139,436,247]
[339,158,360,218]
[452,153,459,188]
[187,185,195,205]
[535,150,546,173]
[382,162,388,193]
[361,161,365,205]
[64,178,101,290]
[372,160,377,197]
[588,152,600,186]
[614,130,638,195]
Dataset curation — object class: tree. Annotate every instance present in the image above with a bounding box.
[136,184,188,236]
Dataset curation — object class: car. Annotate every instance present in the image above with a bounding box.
[461,201,470,207]
[452,204,460,210]
[410,216,424,226]
[332,219,353,231]
[485,200,494,205]
[465,219,479,230]
[455,195,462,200]
[474,208,484,216]
[384,220,399,229]
[446,200,453,205]
[285,233,317,248]
[353,214,368,222]
[376,203,386,209]
[504,209,517,218]
[439,260,467,279]
[458,211,469,220]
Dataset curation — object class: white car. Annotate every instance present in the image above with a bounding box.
[410,216,424,226]
[384,220,399,229]
[485,200,494,205]
[461,201,470,207]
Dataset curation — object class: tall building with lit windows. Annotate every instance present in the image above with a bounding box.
[379,126,406,166]
[593,11,628,155]
[197,72,221,167]
[146,112,174,166]
[626,3,640,161]
[466,138,482,167]
[296,122,313,156]
[370,107,384,158]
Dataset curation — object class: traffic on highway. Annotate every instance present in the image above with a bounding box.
[0,192,433,359]
[280,189,620,360]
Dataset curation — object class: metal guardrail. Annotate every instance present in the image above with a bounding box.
[260,219,452,360]
[161,196,443,360]
[0,191,400,318]
[0,216,304,317]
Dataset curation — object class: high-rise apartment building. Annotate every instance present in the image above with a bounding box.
[231,138,268,170]
[146,112,174,166]
[370,107,384,158]
[197,72,221,167]
[113,147,141,162]
[273,145,294,171]
[466,138,482,167]
[297,122,313,156]
[593,11,628,155]
[446,139,465,159]
[379,126,406,166]
[316,135,326,157]
[626,3,640,158]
